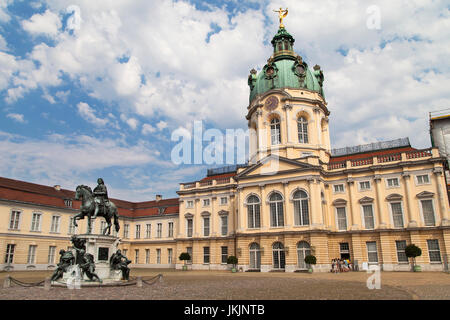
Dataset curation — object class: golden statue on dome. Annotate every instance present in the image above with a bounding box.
[274,7,288,28]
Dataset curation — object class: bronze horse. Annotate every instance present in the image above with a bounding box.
[73,185,120,235]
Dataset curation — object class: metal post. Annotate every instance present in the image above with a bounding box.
[44,277,51,291]
[136,276,142,287]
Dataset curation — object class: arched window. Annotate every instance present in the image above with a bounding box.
[270,118,281,145]
[272,242,285,269]
[249,243,261,270]
[293,190,309,226]
[269,192,284,227]
[297,241,311,270]
[297,116,308,143]
[247,195,261,228]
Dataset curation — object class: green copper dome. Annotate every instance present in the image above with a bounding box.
[248,27,325,103]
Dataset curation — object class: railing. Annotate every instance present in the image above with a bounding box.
[377,153,401,163]
[184,183,196,189]
[199,180,213,187]
[406,149,432,159]
[331,138,410,157]
[216,178,230,185]
[351,157,373,167]
[328,161,347,170]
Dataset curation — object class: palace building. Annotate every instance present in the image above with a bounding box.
[1,25,450,273]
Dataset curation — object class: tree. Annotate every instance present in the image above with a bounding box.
[227,256,238,272]
[304,255,317,273]
[405,244,422,271]
[179,252,191,270]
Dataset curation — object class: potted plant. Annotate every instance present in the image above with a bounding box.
[179,252,191,271]
[304,255,317,273]
[227,256,238,273]
[405,244,422,272]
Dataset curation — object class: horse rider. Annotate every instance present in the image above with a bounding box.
[92,178,109,218]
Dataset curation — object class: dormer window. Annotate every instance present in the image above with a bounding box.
[297,117,308,143]
[270,118,281,145]
[64,199,73,208]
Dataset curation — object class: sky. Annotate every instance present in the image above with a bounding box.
[0,0,449,201]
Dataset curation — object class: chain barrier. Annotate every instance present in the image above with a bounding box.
[141,274,163,286]
[8,277,45,287]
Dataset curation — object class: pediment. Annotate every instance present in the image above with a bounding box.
[332,198,347,206]
[236,155,316,178]
[358,196,374,204]
[416,191,434,199]
[386,193,403,201]
[218,210,229,216]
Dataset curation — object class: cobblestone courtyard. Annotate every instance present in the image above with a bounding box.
[1,269,449,300]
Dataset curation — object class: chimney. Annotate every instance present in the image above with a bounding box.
[156,194,162,202]
[54,185,61,191]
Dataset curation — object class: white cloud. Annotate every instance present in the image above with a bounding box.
[156,120,168,131]
[6,113,26,123]
[120,114,139,130]
[142,123,156,135]
[77,102,108,126]
[22,9,62,38]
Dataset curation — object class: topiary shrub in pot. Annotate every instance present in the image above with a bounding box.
[179,252,191,271]
[227,256,238,273]
[304,255,317,273]
[405,244,422,272]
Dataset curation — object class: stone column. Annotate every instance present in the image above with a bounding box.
[211,196,216,236]
[432,168,449,225]
[256,110,264,159]
[236,187,243,232]
[373,175,386,228]
[282,104,292,143]
[260,184,267,230]
[346,178,356,229]
[402,172,417,227]
[282,180,292,228]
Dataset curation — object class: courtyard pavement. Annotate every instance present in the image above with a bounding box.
[0,269,449,300]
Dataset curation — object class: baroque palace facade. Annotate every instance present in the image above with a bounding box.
[1,26,450,273]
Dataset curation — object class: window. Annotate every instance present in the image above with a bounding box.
[9,210,21,230]
[333,184,344,193]
[421,200,435,226]
[340,243,350,260]
[249,243,261,269]
[336,207,347,231]
[186,247,193,264]
[157,223,162,238]
[220,197,228,205]
[203,199,210,207]
[362,204,375,229]
[146,224,151,238]
[272,242,285,269]
[186,200,194,208]
[427,240,441,262]
[387,178,400,187]
[221,216,228,236]
[64,199,73,207]
[135,224,141,239]
[395,240,408,263]
[31,213,42,231]
[366,242,378,263]
[168,222,174,237]
[203,217,210,236]
[359,181,371,191]
[122,249,128,257]
[48,246,56,264]
[100,221,107,234]
[247,195,261,228]
[156,249,161,264]
[203,247,210,264]
[145,249,150,264]
[124,224,129,238]
[391,203,404,228]
[168,248,173,264]
[297,116,308,143]
[50,216,61,233]
[186,218,193,237]
[221,246,228,264]
[68,218,77,234]
[4,244,15,264]
[269,192,284,227]
[416,174,430,185]
[135,249,139,264]
[293,190,309,226]
[270,118,281,145]
[297,241,311,269]
[27,245,37,264]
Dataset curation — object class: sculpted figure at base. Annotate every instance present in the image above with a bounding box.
[51,249,75,282]
[71,235,87,264]
[110,249,131,280]
[79,249,102,283]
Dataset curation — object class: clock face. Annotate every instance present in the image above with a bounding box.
[265,96,279,111]
[296,65,305,74]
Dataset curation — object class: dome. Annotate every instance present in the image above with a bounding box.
[248,27,325,103]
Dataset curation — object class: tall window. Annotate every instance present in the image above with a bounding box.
[297,116,308,143]
[391,203,404,228]
[156,249,161,264]
[203,217,210,236]
[249,243,261,270]
[270,118,281,145]
[168,248,173,264]
[186,218,193,237]
[68,217,77,234]
[168,222,174,237]
[427,239,441,262]
[123,224,129,238]
[366,242,378,263]
[135,224,141,239]
[421,200,435,226]
[9,210,21,230]
[340,243,350,259]
[395,240,408,263]
[336,207,347,231]
[4,244,15,264]
[50,216,61,233]
[272,242,285,269]
[203,247,210,264]
[293,190,309,226]
[269,192,284,227]
[362,204,375,229]
[48,246,56,264]
[145,249,150,264]
[135,249,139,264]
[186,247,193,264]
[27,245,37,264]
[157,223,162,238]
[146,224,151,238]
[221,216,228,235]
[31,213,41,231]
[297,241,311,269]
[247,195,261,228]
[221,246,228,264]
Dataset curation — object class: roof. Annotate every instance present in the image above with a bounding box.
[330,146,416,162]
[0,176,178,218]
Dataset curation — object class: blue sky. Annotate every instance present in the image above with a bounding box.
[0,0,449,201]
